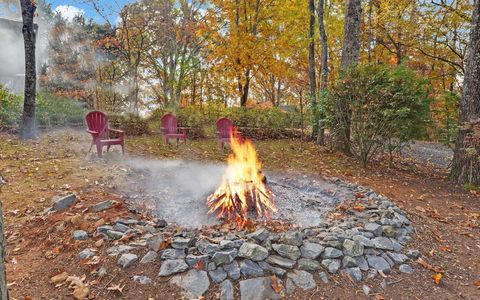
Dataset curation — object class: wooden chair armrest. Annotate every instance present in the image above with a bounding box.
[86,129,98,135]
[109,128,124,135]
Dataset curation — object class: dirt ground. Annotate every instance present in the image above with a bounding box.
[0,129,478,299]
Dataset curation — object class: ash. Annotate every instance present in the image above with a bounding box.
[121,159,354,228]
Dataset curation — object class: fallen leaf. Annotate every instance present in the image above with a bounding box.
[94,239,104,247]
[440,245,452,253]
[51,271,69,284]
[194,260,205,270]
[415,206,426,213]
[107,283,125,293]
[353,205,365,212]
[432,273,442,285]
[474,279,480,288]
[73,286,90,300]
[271,275,283,293]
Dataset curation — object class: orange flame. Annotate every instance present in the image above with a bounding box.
[207,130,276,228]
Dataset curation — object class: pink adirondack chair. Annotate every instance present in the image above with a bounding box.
[216,117,243,148]
[85,111,125,157]
[160,113,188,144]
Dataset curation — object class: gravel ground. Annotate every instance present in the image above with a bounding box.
[399,141,453,168]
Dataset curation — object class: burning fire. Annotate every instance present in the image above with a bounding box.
[207,130,276,228]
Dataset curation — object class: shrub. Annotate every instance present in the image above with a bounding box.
[326,64,431,166]
[149,104,309,139]
[0,86,87,130]
[110,113,151,136]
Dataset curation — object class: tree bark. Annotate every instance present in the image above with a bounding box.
[316,0,328,145]
[308,0,318,140]
[20,0,37,140]
[337,0,361,155]
[451,0,480,185]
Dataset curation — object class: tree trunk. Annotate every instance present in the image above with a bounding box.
[240,69,251,107]
[308,0,318,140]
[451,0,480,185]
[337,0,361,155]
[20,0,37,140]
[316,0,328,145]
[0,197,7,300]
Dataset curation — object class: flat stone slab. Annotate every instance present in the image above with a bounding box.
[266,255,295,269]
[170,269,210,299]
[90,200,112,212]
[117,253,138,268]
[238,243,268,261]
[300,242,324,259]
[52,194,76,211]
[287,270,316,290]
[366,255,391,273]
[159,259,189,276]
[239,277,280,300]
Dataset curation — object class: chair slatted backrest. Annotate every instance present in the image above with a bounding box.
[161,113,178,135]
[86,111,109,140]
[216,117,234,139]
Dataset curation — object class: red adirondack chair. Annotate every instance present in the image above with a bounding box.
[216,117,243,148]
[160,113,188,144]
[85,111,125,157]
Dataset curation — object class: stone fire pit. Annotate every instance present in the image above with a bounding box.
[90,159,416,298]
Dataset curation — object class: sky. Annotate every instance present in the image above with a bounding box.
[47,0,135,24]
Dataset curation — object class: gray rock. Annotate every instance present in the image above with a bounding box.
[297,258,321,271]
[161,249,186,260]
[382,225,396,237]
[159,259,189,276]
[322,247,343,259]
[212,249,238,266]
[133,275,152,285]
[147,234,166,252]
[239,277,280,300]
[170,269,210,299]
[90,200,112,212]
[325,240,343,248]
[381,278,388,290]
[78,248,95,260]
[287,270,316,290]
[172,237,194,249]
[209,268,228,283]
[364,222,382,236]
[363,285,371,296]
[154,219,168,228]
[220,280,234,300]
[96,225,113,234]
[247,228,269,242]
[105,230,123,240]
[300,241,324,259]
[282,230,304,246]
[117,218,139,225]
[224,261,241,280]
[286,278,295,295]
[238,243,269,261]
[392,240,403,252]
[240,260,264,277]
[73,230,88,241]
[355,256,369,271]
[342,256,357,268]
[140,250,157,264]
[272,244,301,260]
[372,237,394,250]
[258,261,287,277]
[366,255,391,273]
[266,255,295,269]
[186,254,209,268]
[114,222,130,233]
[220,240,236,249]
[118,253,138,268]
[387,252,408,264]
[399,264,413,274]
[352,235,374,248]
[343,239,364,257]
[318,271,329,283]
[52,194,76,211]
[207,262,217,271]
[321,259,341,274]
[406,249,421,260]
[367,269,378,280]
[343,267,362,282]
[196,239,220,255]
[106,245,135,256]
[381,253,395,267]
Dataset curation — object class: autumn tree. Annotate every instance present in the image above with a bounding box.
[336,0,362,154]
[451,0,480,185]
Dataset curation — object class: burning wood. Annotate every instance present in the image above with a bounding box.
[207,130,276,229]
